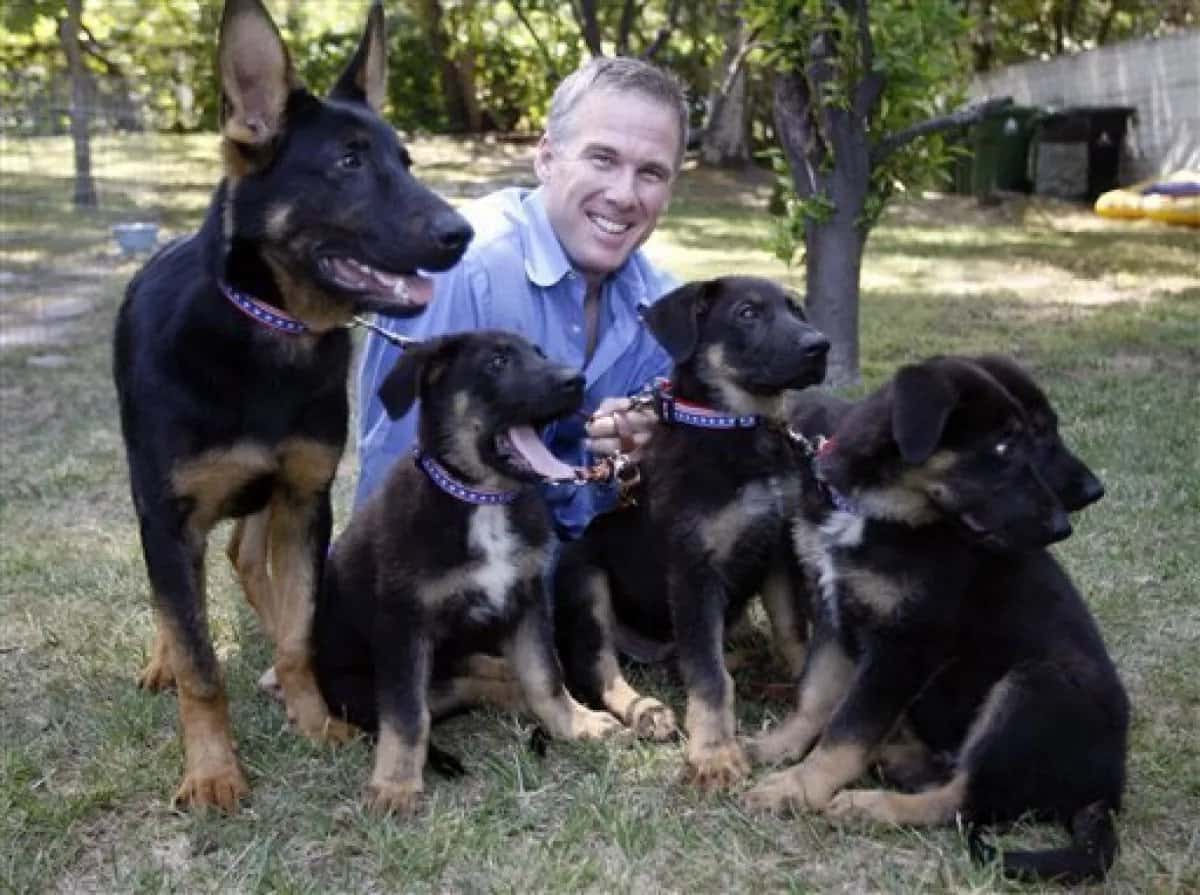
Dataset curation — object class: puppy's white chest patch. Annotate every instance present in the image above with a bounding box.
[467,505,521,618]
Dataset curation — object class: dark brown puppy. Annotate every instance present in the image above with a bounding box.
[112,0,471,811]
[745,356,1128,884]
[553,276,829,788]
[315,331,623,815]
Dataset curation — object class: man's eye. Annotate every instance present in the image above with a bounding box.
[591,154,615,168]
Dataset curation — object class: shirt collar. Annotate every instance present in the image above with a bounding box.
[522,187,574,288]
[520,187,647,299]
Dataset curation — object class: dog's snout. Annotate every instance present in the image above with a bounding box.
[802,332,831,358]
[1078,473,1105,510]
[432,211,473,253]
[1046,508,1073,545]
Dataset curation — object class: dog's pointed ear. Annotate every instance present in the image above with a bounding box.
[891,363,957,464]
[330,1,387,111]
[641,280,714,362]
[217,0,297,150]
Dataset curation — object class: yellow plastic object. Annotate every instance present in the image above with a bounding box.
[1095,170,1200,227]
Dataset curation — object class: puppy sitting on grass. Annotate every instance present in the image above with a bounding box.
[314,330,622,815]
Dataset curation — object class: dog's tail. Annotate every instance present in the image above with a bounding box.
[968,801,1119,884]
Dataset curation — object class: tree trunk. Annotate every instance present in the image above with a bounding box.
[415,0,471,132]
[804,214,865,387]
[60,0,97,208]
[700,5,751,168]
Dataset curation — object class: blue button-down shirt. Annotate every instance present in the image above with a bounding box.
[355,186,676,539]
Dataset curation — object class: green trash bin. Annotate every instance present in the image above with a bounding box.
[969,105,1041,195]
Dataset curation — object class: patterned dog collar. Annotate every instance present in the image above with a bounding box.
[218,280,309,335]
[653,380,759,430]
[413,447,519,505]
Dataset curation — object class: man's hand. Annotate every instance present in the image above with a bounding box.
[584,397,657,457]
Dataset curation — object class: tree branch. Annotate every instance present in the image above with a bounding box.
[615,0,637,56]
[872,95,1012,166]
[570,0,604,58]
[641,0,682,61]
[773,69,824,200]
[511,0,559,80]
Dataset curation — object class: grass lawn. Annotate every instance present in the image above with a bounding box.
[1,133,1198,893]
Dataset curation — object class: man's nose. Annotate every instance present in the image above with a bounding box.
[604,166,638,207]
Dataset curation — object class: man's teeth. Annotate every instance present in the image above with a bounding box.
[589,214,631,235]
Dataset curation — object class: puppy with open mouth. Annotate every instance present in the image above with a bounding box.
[314,330,623,816]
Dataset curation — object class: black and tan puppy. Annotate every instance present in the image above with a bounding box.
[112,0,472,811]
[745,356,1128,883]
[315,330,623,815]
[553,276,829,788]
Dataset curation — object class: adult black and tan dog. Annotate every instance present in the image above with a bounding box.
[553,276,829,788]
[113,0,471,811]
[744,356,1128,883]
[315,330,624,815]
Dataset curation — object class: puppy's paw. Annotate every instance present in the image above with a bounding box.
[571,707,626,741]
[173,761,249,813]
[137,658,176,692]
[628,699,677,742]
[257,666,284,703]
[744,718,810,766]
[742,765,832,814]
[364,779,423,817]
[825,788,894,824]
[683,741,750,791]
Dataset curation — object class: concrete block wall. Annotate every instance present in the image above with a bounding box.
[970,30,1200,182]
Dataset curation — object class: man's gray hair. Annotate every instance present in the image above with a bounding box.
[545,56,688,172]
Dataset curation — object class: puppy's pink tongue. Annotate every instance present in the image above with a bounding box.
[507,425,576,480]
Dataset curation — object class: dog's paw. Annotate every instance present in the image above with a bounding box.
[364,779,423,818]
[683,741,751,791]
[824,788,894,824]
[571,707,627,741]
[137,658,176,692]
[173,760,249,813]
[628,699,677,742]
[742,765,831,814]
[745,726,804,766]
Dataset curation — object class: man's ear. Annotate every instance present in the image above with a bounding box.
[640,280,715,362]
[329,1,387,111]
[891,363,957,464]
[217,0,296,150]
[534,135,554,184]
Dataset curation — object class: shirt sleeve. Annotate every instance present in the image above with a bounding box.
[353,261,487,508]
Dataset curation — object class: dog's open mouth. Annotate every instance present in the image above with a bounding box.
[319,257,432,310]
[494,425,577,481]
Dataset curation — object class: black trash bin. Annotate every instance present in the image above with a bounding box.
[1032,106,1135,201]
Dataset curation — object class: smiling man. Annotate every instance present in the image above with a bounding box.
[354,57,687,538]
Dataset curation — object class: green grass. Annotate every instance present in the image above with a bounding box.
[2,134,1198,893]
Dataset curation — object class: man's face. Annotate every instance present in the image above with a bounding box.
[535,89,680,289]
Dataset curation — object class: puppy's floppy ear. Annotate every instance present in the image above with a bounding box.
[329,1,387,111]
[641,280,715,362]
[377,337,453,420]
[891,363,957,464]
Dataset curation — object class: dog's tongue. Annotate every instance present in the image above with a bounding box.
[507,425,576,480]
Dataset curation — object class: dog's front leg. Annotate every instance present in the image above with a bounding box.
[505,578,624,741]
[760,550,811,679]
[670,567,750,790]
[366,618,431,816]
[264,489,354,743]
[138,507,248,811]
[746,620,854,765]
[744,646,922,813]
